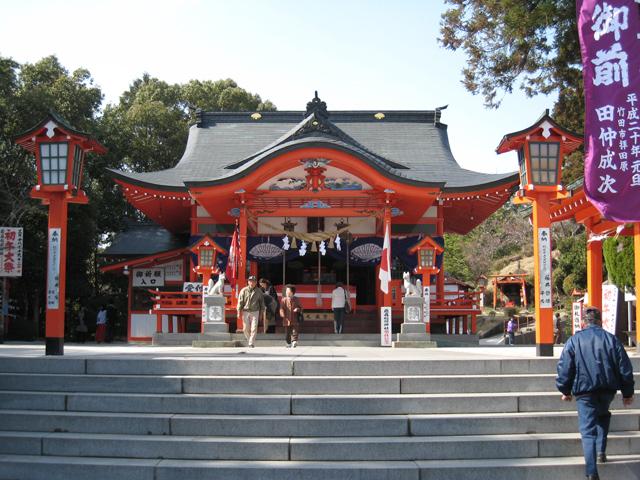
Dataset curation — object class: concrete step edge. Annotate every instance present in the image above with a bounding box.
[3,430,640,443]
[2,453,640,467]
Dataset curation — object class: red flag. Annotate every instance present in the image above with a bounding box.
[378,223,391,294]
[225,224,239,290]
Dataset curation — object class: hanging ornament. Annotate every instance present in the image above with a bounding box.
[319,240,326,256]
[282,235,290,251]
[299,240,307,256]
[328,236,335,249]
[311,241,317,252]
[335,234,342,251]
[291,237,298,249]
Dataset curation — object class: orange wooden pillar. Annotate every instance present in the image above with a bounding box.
[236,206,248,332]
[635,223,640,352]
[586,225,603,311]
[45,193,69,353]
[532,192,554,356]
[493,277,498,309]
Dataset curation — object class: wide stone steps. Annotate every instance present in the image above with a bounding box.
[8,372,640,394]
[4,356,617,376]
[2,454,640,480]
[6,372,639,394]
[2,389,638,415]
[1,356,639,479]
[2,430,640,461]
[2,409,640,437]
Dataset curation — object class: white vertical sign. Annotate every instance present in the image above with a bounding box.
[601,285,619,335]
[0,227,24,277]
[537,228,552,308]
[380,307,392,346]
[47,228,61,309]
[572,302,583,334]
[423,286,430,323]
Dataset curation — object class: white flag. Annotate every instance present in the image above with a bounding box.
[378,223,391,294]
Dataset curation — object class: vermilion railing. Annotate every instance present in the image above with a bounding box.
[431,291,481,308]
[148,290,203,312]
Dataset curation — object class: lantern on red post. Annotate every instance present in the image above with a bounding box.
[408,236,444,286]
[15,112,106,355]
[496,110,582,357]
[189,234,227,289]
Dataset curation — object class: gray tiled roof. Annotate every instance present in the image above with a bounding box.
[101,223,188,257]
[109,109,517,192]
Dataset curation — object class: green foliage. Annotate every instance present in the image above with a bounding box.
[444,204,531,281]
[0,55,104,337]
[554,231,587,295]
[443,234,473,282]
[439,0,585,184]
[0,55,276,339]
[603,236,635,290]
[440,0,580,109]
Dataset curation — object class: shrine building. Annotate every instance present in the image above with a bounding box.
[101,94,519,342]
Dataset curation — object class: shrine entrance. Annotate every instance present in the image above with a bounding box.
[257,246,378,307]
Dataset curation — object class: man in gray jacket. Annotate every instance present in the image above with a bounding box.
[556,306,635,480]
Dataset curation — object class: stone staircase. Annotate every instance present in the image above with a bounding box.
[0,355,639,479]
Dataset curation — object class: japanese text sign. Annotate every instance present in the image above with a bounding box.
[537,228,553,308]
[380,307,392,346]
[601,284,619,334]
[578,0,640,221]
[572,302,583,334]
[132,268,165,287]
[0,227,23,277]
[47,228,60,309]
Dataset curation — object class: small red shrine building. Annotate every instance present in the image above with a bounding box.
[102,94,519,341]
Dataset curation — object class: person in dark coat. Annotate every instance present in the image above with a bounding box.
[556,306,635,480]
[259,278,279,333]
[279,284,302,348]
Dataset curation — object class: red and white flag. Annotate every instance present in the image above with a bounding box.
[378,223,391,295]
[225,224,240,290]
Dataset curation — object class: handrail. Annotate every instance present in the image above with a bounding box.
[148,289,203,310]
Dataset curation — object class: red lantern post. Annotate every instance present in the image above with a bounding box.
[15,113,106,355]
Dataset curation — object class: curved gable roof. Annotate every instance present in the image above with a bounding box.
[109,105,517,192]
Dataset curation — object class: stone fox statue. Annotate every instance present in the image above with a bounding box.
[208,272,226,295]
[402,271,422,297]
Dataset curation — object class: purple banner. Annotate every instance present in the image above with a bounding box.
[578,0,640,222]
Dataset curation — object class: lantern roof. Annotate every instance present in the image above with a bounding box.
[189,234,227,255]
[495,110,583,155]
[408,235,444,254]
[15,110,107,155]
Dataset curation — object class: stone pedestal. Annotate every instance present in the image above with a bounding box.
[200,295,230,339]
[393,296,437,348]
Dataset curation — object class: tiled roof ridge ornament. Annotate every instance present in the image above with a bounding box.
[306,91,328,119]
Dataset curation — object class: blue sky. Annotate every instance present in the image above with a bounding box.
[1,0,558,174]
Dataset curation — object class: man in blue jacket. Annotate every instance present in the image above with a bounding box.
[556,306,635,480]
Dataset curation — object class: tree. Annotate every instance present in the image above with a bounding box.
[439,0,585,184]
[554,231,587,295]
[603,237,635,291]
[444,234,473,282]
[0,55,104,338]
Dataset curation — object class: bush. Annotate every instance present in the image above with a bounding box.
[504,307,517,318]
